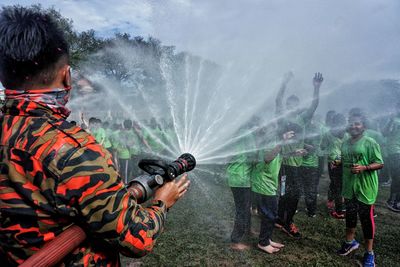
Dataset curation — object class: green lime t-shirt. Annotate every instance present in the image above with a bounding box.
[280,113,307,167]
[226,132,256,188]
[251,145,282,196]
[301,123,322,168]
[341,135,383,205]
[144,128,165,154]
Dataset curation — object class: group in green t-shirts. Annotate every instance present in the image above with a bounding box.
[225,72,390,267]
[83,116,174,184]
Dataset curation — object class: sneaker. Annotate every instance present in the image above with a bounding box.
[281,223,301,238]
[327,200,335,211]
[330,211,345,219]
[337,240,359,256]
[363,252,375,267]
[387,202,400,212]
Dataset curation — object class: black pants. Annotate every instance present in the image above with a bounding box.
[278,165,301,227]
[299,166,319,215]
[256,193,278,246]
[328,164,344,212]
[345,198,375,239]
[230,187,251,243]
[318,156,325,178]
[389,153,400,202]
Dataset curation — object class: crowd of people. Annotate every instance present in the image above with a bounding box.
[72,116,176,184]
[227,73,399,267]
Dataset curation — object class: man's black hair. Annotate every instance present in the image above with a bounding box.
[0,5,69,89]
[123,119,132,129]
[88,117,97,124]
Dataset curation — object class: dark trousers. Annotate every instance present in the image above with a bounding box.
[389,153,400,202]
[299,166,319,215]
[379,154,390,183]
[345,198,375,239]
[318,156,325,178]
[328,164,344,212]
[256,193,278,246]
[278,165,301,226]
[231,187,251,243]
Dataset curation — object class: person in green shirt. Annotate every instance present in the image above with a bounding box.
[252,126,294,254]
[226,124,256,250]
[383,101,400,212]
[116,119,141,183]
[275,72,323,238]
[299,120,323,217]
[143,118,166,158]
[321,113,347,219]
[337,114,383,267]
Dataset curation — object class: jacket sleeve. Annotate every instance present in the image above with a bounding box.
[54,142,167,258]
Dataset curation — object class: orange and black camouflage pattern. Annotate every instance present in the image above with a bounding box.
[0,98,167,266]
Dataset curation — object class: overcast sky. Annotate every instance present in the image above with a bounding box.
[2,0,400,83]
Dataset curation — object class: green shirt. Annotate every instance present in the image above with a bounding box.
[322,132,344,162]
[341,135,383,205]
[143,128,164,154]
[280,113,307,167]
[386,117,400,155]
[226,132,256,188]
[301,123,322,168]
[252,144,282,196]
[116,129,141,159]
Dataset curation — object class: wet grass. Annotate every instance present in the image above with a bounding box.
[122,165,400,266]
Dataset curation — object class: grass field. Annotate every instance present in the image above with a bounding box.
[122,165,400,266]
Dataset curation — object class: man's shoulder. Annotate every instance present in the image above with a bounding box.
[25,118,97,171]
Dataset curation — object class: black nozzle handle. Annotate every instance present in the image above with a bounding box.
[138,159,169,176]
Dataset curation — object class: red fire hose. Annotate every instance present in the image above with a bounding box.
[19,186,143,267]
[19,225,86,267]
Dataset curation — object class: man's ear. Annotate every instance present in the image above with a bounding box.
[62,66,72,89]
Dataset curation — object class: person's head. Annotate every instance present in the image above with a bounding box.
[123,119,132,130]
[88,117,97,129]
[70,120,77,126]
[286,95,300,111]
[347,114,366,138]
[331,113,346,138]
[325,110,336,126]
[0,6,70,90]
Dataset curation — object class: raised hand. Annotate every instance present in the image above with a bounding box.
[313,72,323,88]
[283,71,294,85]
[282,131,295,140]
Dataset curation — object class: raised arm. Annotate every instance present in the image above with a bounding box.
[303,72,323,122]
[275,72,294,116]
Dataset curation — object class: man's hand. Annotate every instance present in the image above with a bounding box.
[153,174,190,209]
[282,131,295,140]
[294,149,308,156]
[351,164,367,174]
[283,71,294,85]
[313,72,323,88]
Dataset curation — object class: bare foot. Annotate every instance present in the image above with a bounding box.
[269,240,284,248]
[230,243,250,250]
[257,244,280,254]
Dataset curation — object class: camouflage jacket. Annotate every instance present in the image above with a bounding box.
[0,99,167,266]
